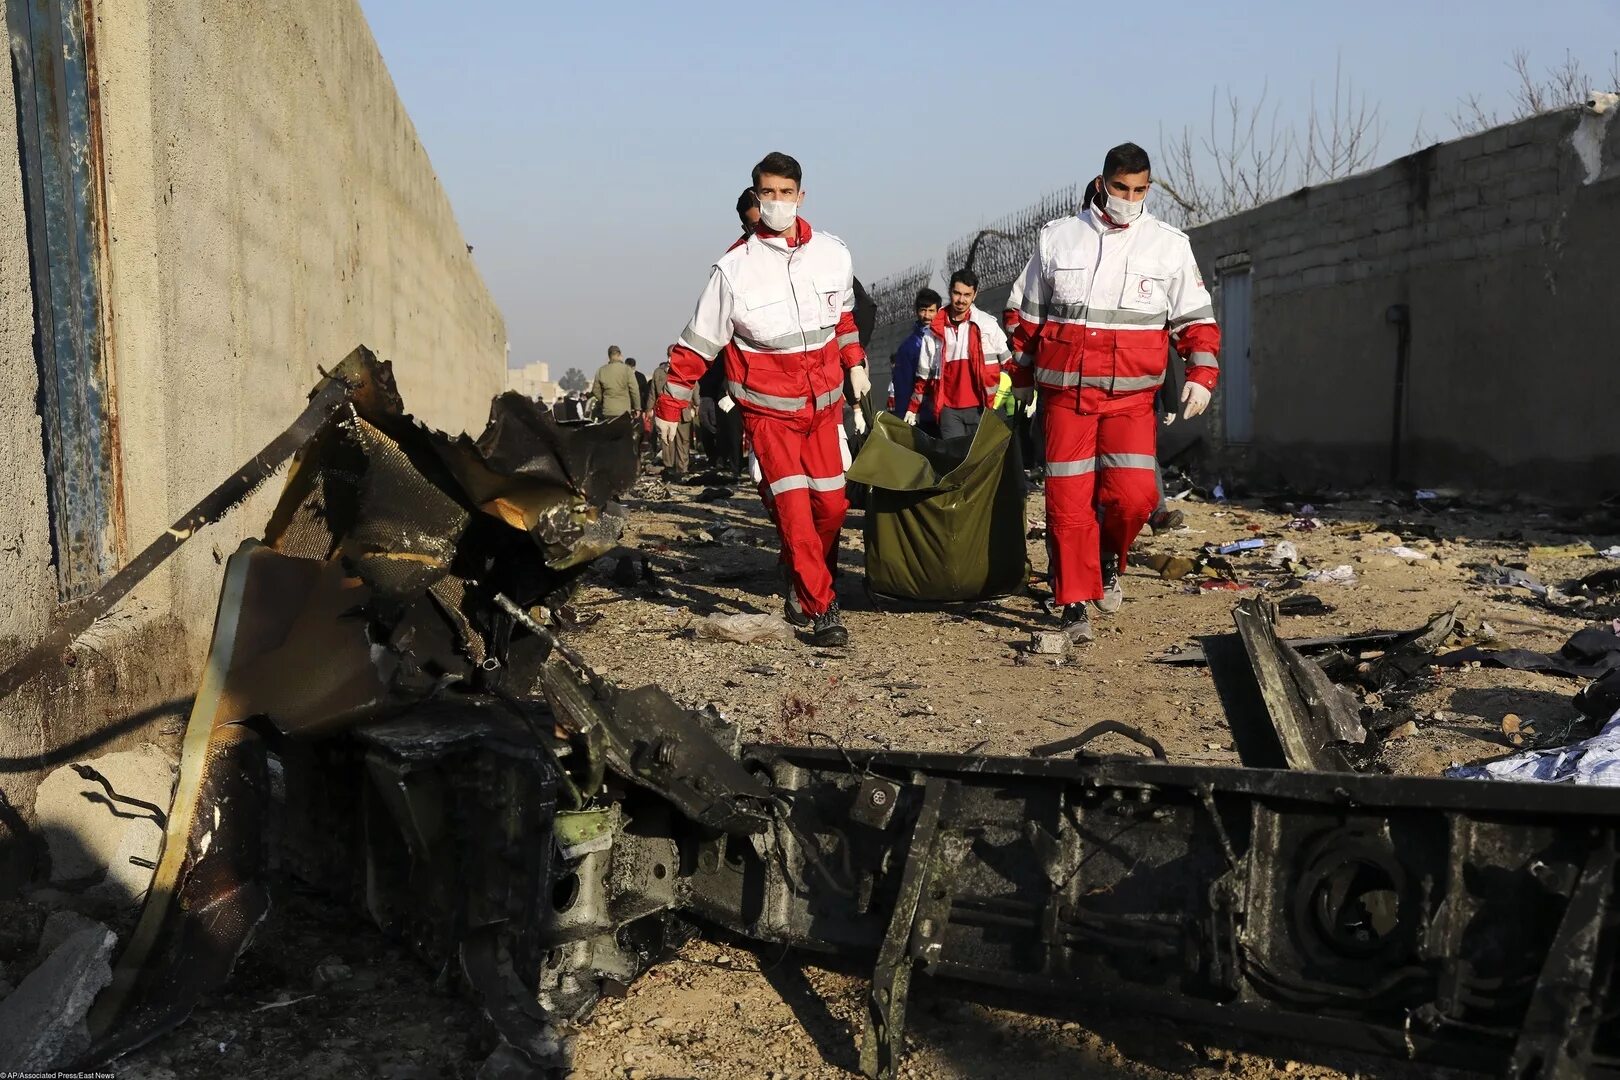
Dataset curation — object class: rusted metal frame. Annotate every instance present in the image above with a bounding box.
[7,0,120,597]
[859,776,954,1080]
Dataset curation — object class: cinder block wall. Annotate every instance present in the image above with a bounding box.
[0,0,505,829]
[1188,107,1620,494]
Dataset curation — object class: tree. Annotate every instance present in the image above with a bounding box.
[1155,59,1383,229]
[1450,49,1620,135]
[559,367,588,393]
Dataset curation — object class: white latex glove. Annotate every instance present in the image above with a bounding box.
[851,407,867,436]
[654,416,680,442]
[903,411,919,427]
[1162,411,1177,427]
[848,364,872,401]
[1180,382,1211,420]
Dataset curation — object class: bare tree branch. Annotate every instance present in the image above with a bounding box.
[1453,49,1609,134]
[1155,61,1379,228]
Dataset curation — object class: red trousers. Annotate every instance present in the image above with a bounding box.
[745,409,847,616]
[1043,401,1159,605]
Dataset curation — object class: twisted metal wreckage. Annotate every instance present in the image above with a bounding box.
[8,350,1620,1079]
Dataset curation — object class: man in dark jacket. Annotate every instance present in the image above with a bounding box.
[885,288,942,436]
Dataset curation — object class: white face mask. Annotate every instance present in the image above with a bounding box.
[1102,189,1144,224]
[758,198,798,233]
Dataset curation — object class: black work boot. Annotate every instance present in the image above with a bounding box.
[1061,603,1094,645]
[811,603,849,648]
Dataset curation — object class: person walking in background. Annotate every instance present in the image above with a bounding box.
[698,357,744,478]
[885,287,941,435]
[651,348,694,481]
[590,345,639,424]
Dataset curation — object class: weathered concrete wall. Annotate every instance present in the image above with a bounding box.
[1188,106,1620,494]
[0,10,51,648]
[2,0,505,835]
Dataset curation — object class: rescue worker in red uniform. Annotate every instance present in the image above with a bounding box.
[656,152,869,648]
[903,269,1013,441]
[1008,143,1219,643]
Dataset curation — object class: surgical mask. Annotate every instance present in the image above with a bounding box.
[1101,190,1144,224]
[758,198,798,233]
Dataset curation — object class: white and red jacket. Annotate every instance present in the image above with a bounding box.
[908,305,1011,418]
[657,219,865,424]
[1008,205,1219,413]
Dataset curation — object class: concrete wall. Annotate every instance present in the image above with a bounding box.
[1187,106,1620,494]
[1,0,506,830]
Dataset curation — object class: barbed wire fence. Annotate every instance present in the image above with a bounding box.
[869,260,937,328]
[942,184,1078,290]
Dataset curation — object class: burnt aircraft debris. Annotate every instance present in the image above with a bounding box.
[3,352,1620,1079]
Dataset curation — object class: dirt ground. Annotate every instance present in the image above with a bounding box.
[114,461,1620,1080]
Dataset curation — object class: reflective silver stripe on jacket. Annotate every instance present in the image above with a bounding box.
[679,325,724,358]
[727,381,807,411]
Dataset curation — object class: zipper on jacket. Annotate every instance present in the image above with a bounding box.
[785,245,814,407]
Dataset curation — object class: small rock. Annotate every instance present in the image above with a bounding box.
[35,911,107,962]
[0,924,117,1069]
[1386,721,1419,741]
[1030,632,1071,656]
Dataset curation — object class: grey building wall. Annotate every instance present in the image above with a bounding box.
[1,0,507,825]
[1187,106,1620,494]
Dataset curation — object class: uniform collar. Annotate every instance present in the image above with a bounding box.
[754,216,814,249]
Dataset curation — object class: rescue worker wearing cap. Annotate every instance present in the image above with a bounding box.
[1007,142,1219,644]
[903,269,1014,441]
[656,152,869,649]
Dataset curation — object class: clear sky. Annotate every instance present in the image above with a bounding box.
[361,1,1618,379]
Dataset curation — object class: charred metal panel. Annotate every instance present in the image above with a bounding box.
[8,0,119,598]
